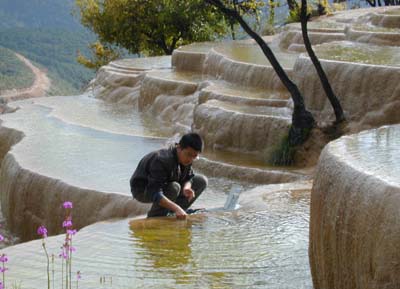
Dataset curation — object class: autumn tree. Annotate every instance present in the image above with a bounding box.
[223,0,265,39]
[77,41,121,70]
[75,0,227,56]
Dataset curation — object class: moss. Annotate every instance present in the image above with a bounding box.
[269,133,296,166]
[268,126,313,166]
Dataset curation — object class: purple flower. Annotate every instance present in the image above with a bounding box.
[69,246,76,252]
[37,225,48,238]
[77,271,82,280]
[0,281,3,289]
[59,249,68,259]
[0,235,4,242]
[0,268,7,273]
[67,229,77,235]
[63,201,73,209]
[0,254,8,263]
[62,219,73,228]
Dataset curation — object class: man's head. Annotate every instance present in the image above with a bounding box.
[176,133,203,166]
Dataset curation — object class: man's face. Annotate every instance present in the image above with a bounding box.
[177,146,199,166]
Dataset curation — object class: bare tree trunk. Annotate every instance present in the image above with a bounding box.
[365,0,377,6]
[205,0,315,145]
[230,21,236,40]
[287,0,299,11]
[300,0,345,124]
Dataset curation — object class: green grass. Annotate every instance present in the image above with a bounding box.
[0,46,35,92]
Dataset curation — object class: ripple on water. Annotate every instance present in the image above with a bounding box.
[1,94,312,288]
[315,41,400,67]
[332,125,400,186]
[6,188,311,289]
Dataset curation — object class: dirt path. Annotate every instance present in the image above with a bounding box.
[0,53,51,103]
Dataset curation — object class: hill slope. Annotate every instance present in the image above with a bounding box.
[0,0,82,30]
[0,46,35,92]
[0,0,95,95]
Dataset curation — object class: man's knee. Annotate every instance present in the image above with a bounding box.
[163,181,181,201]
[192,174,208,193]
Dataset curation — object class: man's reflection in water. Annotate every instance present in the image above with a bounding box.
[129,215,230,288]
[129,216,197,270]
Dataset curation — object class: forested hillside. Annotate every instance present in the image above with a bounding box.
[0,46,35,92]
[0,0,95,95]
[0,0,82,30]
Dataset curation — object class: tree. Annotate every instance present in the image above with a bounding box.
[300,0,345,123]
[223,0,265,39]
[204,0,315,149]
[365,0,400,6]
[77,41,121,70]
[75,0,227,56]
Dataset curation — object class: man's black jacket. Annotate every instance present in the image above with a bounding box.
[130,146,194,203]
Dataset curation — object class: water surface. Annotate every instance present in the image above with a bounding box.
[331,125,400,186]
[5,187,311,289]
[315,41,400,66]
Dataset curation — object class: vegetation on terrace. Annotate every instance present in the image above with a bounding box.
[0,28,95,95]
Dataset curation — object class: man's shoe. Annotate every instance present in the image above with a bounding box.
[186,208,206,215]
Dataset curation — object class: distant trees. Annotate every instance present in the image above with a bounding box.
[0,28,94,94]
[0,46,35,92]
[75,0,227,56]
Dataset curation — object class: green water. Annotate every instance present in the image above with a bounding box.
[382,9,400,15]
[352,23,400,33]
[332,125,400,186]
[315,41,400,66]
[5,188,312,289]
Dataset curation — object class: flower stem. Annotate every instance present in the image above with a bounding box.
[69,239,73,289]
[52,254,55,289]
[61,257,64,289]
[42,240,50,289]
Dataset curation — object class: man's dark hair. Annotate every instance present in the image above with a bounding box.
[179,133,203,152]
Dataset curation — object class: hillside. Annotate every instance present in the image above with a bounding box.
[0,0,82,30]
[0,0,95,95]
[0,46,35,92]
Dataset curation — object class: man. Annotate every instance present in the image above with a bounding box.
[130,133,208,219]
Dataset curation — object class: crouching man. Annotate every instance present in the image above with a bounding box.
[130,133,208,219]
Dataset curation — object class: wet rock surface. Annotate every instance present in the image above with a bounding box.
[310,125,400,289]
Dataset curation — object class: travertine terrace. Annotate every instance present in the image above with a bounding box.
[0,6,399,288]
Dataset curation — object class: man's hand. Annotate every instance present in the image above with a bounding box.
[159,196,187,220]
[183,188,195,202]
[174,206,188,220]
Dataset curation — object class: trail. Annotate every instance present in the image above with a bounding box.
[0,53,51,103]
[0,53,51,243]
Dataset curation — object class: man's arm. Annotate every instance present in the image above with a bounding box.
[182,181,195,202]
[159,196,188,219]
[147,157,188,219]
